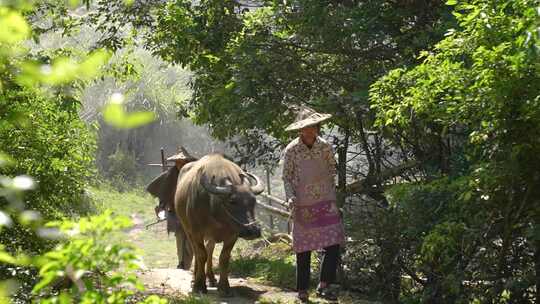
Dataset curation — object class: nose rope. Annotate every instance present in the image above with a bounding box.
[220,204,259,228]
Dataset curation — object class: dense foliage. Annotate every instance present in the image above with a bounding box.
[0,87,96,254]
[145,0,456,178]
[150,0,453,139]
[147,0,540,302]
[1,0,539,303]
[33,211,165,304]
[0,1,165,303]
[368,0,540,302]
[1,2,104,277]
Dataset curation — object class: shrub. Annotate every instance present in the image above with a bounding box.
[0,87,96,255]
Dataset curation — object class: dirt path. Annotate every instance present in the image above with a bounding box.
[138,268,299,303]
[137,267,379,304]
[128,212,145,236]
[129,212,378,304]
[128,212,298,303]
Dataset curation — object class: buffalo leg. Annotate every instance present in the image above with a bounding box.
[183,230,197,285]
[205,240,217,287]
[191,235,208,294]
[217,236,237,297]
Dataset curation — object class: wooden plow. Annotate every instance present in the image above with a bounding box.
[147,147,173,172]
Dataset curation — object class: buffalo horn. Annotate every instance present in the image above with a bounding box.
[201,174,232,195]
[241,172,265,195]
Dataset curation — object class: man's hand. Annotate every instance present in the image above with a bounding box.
[154,205,161,218]
[286,196,296,211]
[286,197,296,221]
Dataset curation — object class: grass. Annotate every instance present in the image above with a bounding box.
[230,239,297,289]
[168,294,212,304]
[87,184,152,217]
[87,184,179,268]
[128,292,212,304]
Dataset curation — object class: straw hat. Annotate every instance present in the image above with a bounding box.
[285,106,332,131]
[166,146,196,162]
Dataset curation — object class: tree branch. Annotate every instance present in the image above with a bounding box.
[346,160,419,194]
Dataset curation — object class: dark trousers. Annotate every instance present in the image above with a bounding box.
[296,244,340,291]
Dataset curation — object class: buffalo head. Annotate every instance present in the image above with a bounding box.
[201,172,264,240]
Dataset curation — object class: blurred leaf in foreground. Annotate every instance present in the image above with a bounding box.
[102,93,156,129]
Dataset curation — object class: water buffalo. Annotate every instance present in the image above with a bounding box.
[174,154,264,295]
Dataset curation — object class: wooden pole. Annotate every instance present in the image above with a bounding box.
[256,201,290,218]
[160,147,166,172]
[259,193,288,208]
[287,214,291,235]
[266,168,274,230]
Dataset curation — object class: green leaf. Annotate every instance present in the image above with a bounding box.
[77,50,112,80]
[57,292,73,304]
[203,54,220,64]
[67,0,81,8]
[102,103,156,129]
[461,191,472,202]
[122,111,157,128]
[0,8,30,44]
[0,152,14,167]
[32,274,57,293]
[0,251,17,264]
[17,51,111,86]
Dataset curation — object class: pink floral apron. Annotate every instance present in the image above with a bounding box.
[292,153,345,253]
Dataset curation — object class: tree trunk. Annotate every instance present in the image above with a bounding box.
[380,208,401,304]
[534,240,540,303]
[336,128,350,208]
[535,222,540,304]
[335,128,349,288]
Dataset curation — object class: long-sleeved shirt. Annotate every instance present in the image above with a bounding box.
[281,136,337,202]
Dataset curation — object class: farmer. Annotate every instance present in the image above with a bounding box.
[146,146,197,270]
[282,106,345,303]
